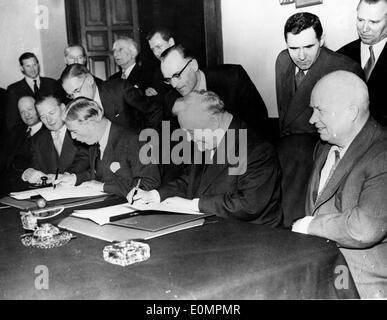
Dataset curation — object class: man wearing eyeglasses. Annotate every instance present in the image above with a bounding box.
[60,64,162,132]
[160,44,270,138]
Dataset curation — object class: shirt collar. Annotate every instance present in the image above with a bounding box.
[25,76,40,91]
[50,124,67,141]
[122,63,136,79]
[29,122,43,136]
[360,37,387,68]
[98,119,112,159]
[93,86,103,110]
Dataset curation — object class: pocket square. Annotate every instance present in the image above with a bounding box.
[110,162,121,173]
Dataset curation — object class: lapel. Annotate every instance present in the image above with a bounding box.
[312,118,379,212]
[21,78,35,96]
[127,63,140,84]
[369,40,387,82]
[279,61,296,129]
[40,129,58,171]
[282,48,331,129]
[195,119,238,196]
[57,129,75,171]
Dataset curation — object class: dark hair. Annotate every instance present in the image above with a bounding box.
[284,12,323,41]
[64,44,87,57]
[160,44,195,61]
[64,97,103,122]
[60,63,90,84]
[19,52,38,66]
[146,27,174,41]
[35,95,62,108]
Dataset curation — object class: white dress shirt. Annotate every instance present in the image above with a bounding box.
[360,37,387,68]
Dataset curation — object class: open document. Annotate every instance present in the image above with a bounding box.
[72,201,204,225]
[10,185,107,201]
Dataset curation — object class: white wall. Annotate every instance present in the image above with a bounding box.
[221,0,359,117]
[0,0,67,89]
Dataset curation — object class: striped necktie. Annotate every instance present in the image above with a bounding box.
[294,69,305,91]
[364,45,375,82]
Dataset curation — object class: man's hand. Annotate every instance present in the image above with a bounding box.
[162,196,199,212]
[79,180,104,192]
[127,188,160,205]
[53,173,77,187]
[291,216,314,234]
[21,168,46,184]
[145,87,158,97]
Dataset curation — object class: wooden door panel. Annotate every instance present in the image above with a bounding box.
[84,0,107,26]
[110,0,133,25]
[89,56,110,80]
[86,31,110,51]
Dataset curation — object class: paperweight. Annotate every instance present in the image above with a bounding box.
[103,240,150,266]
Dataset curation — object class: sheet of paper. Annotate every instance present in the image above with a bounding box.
[72,203,136,225]
[10,186,107,201]
[131,202,204,215]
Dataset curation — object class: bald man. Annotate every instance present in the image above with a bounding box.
[292,70,387,299]
[109,37,153,93]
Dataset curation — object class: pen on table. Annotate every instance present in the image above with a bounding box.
[53,169,59,189]
[131,178,141,205]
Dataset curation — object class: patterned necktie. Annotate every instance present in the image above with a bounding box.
[33,79,39,95]
[121,72,127,80]
[318,149,341,196]
[53,130,62,156]
[364,45,375,82]
[294,69,305,91]
[26,127,32,138]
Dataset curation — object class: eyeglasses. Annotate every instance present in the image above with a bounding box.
[163,59,193,84]
[66,76,87,99]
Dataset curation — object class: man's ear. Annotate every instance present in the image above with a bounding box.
[319,34,325,47]
[190,59,199,72]
[347,104,360,122]
[169,37,175,46]
[19,65,24,74]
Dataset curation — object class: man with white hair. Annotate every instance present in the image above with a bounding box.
[292,70,387,299]
[109,37,153,93]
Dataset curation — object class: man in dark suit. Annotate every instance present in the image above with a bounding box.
[5,52,58,133]
[55,97,160,198]
[145,28,176,97]
[3,96,43,192]
[128,90,282,227]
[60,64,162,132]
[21,95,89,185]
[292,70,387,299]
[338,0,387,126]
[275,12,364,227]
[109,37,153,94]
[160,44,270,138]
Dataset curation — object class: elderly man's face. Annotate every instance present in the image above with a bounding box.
[18,97,39,126]
[36,98,65,132]
[113,40,135,69]
[161,50,198,96]
[356,0,387,45]
[309,87,353,146]
[64,46,86,65]
[148,33,174,60]
[286,27,323,71]
[20,57,40,79]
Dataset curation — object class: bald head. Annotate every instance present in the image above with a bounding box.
[18,96,39,126]
[310,70,370,147]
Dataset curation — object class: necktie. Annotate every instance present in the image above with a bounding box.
[26,127,32,138]
[318,148,341,195]
[53,130,62,156]
[94,143,101,176]
[364,45,375,82]
[33,80,39,95]
[294,69,305,90]
[121,72,127,80]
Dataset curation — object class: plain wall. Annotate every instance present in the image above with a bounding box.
[221,0,359,117]
[0,0,67,89]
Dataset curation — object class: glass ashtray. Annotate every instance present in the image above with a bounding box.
[103,240,150,266]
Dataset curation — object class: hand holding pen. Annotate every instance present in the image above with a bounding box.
[130,179,141,205]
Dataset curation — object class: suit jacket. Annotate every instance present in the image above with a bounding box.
[305,117,387,298]
[158,118,283,227]
[276,46,364,136]
[338,39,387,126]
[5,77,58,132]
[164,64,270,137]
[109,63,154,92]
[75,122,160,197]
[31,126,90,174]
[97,79,162,132]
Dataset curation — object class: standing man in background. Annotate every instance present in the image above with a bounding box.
[275,12,363,227]
[5,52,57,133]
[338,0,387,126]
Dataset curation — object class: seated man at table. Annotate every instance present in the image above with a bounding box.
[21,95,90,185]
[54,97,160,197]
[128,90,283,226]
[292,70,387,298]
